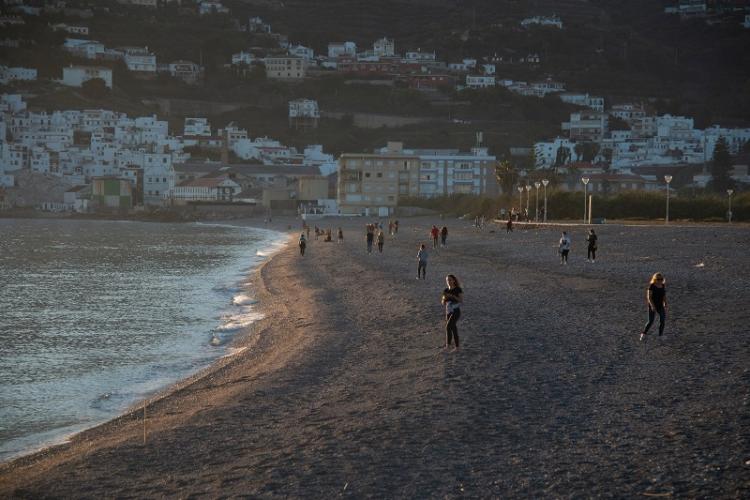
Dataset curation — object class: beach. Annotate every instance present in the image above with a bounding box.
[1,217,749,497]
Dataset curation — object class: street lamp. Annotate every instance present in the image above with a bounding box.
[542,179,549,222]
[517,185,523,219]
[581,177,590,224]
[727,189,734,223]
[534,181,541,221]
[525,184,531,220]
[664,175,673,224]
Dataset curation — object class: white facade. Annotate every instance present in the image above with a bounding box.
[521,15,563,29]
[328,42,357,58]
[0,66,37,84]
[123,47,157,72]
[404,50,436,61]
[144,162,175,205]
[232,51,255,65]
[465,75,495,89]
[184,117,211,137]
[64,38,105,59]
[265,57,305,79]
[288,45,314,61]
[62,66,113,88]
[199,1,229,15]
[559,93,604,112]
[534,138,578,168]
[610,103,646,123]
[373,38,395,57]
[288,99,320,119]
[0,94,26,114]
[563,111,609,142]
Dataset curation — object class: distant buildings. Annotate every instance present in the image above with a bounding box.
[288,99,320,129]
[521,15,563,29]
[373,38,395,57]
[328,42,357,59]
[559,93,604,112]
[123,47,157,72]
[0,66,37,84]
[264,57,305,80]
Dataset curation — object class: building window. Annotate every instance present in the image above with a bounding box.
[365,172,371,178]
[376,172,382,178]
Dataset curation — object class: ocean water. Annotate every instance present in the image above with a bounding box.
[0,218,286,461]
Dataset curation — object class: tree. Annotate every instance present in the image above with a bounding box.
[494,159,518,195]
[81,78,109,99]
[710,136,732,192]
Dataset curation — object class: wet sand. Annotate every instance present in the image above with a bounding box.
[1,217,749,497]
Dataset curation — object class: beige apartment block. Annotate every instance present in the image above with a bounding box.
[337,142,420,216]
[265,57,306,80]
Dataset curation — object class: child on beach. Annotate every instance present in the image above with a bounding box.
[298,233,306,256]
[586,229,598,263]
[640,273,667,341]
[559,231,571,264]
[441,274,463,351]
[417,244,428,279]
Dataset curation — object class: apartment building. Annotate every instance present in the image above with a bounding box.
[264,57,305,80]
[563,111,609,142]
[62,65,113,88]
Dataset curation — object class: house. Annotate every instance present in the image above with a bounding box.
[62,65,113,89]
[63,184,90,212]
[247,16,271,33]
[166,60,202,84]
[184,117,211,137]
[404,50,436,62]
[559,93,604,112]
[288,45,314,61]
[231,51,255,66]
[122,47,157,72]
[534,137,579,168]
[328,42,357,59]
[64,38,106,59]
[0,66,37,84]
[51,23,89,36]
[288,99,319,129]
[521,15,563,29]
[169,176,240,203]
[563,112,609,142]
[373,37,395,57]
[465,75,495,89]
[264,57,305,80]
[610,103,646,123]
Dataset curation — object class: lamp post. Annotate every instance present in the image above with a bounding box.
[525,184,531,220]
[542,179,549,222]
[534,181,541,221]
[517,186,523,218]
[664,175,673,224]
[581,177,590,224]
[727,189,734,223]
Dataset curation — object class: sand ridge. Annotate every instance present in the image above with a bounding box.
[1,217,749,497]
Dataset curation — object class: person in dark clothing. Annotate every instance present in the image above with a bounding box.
[640,272,667,341]
[430,225,440,249]
[376,230,385,253]
[298,233,306,256]
[586,228,598,262]
[366,225,374,254]
[441,274,463,351]
[440,226,448,247]
[417,244,428,279]
[506,217,513,233]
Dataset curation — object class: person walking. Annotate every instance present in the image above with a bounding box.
[417,244,428,279]
[586,228,598,263]
[431,225,440,249]
[440,226,448,247]
[394,220,399,236]
[441,274,463,351]
[506,217,513,233]
[559,231,571,264]
[366,224,374,254]
[298,233,307,256]
[376,229,385,253]
[337,227,344,244]
[640,273,668,341]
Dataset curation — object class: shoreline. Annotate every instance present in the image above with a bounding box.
[0,219,293,466]
[1,216,749,497]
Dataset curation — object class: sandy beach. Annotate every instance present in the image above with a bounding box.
[1,216,749,497]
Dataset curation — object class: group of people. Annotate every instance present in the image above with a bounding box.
[298,224,344,256]
[429,225,449,248]
[558,229,598,264]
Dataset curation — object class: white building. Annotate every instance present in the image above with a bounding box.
[610,103,646,124]
[288,44,314,61]
[533,138,579,169]
[231,51,255,66]
[184,117,211,137]
[0,66,37,84]
[167,60,202,84]
[744,14,750,29]
[465,75,496,89]
[123,47,157,72]
[373,38,395,57]
[64,38,106,59]
[247,16,271,33]
[521,15,563,29]
[199,1,229,15]
[62,65,113,88]
[289,99,320,122]
[404,50,436,62]
[0,94,26,114]
[169,176,240,202]
[559,93,604,112]
[328,42,357,59]
[144,161,175,205]
[563,111,609,142]
[264,57,305,79]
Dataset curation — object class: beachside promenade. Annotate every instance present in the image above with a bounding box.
[1,217,749,497]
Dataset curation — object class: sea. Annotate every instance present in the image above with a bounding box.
[0,218,287,462]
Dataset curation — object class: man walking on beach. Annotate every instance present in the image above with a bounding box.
[559,231,571,264]
[417,244,428,279]
[377,229,385,253]
[440,226,448,247]
[586,228,598,263]
[366,225,374,254]
[431,225,440,249]
[298,233,307,256]
[337,227,344,244]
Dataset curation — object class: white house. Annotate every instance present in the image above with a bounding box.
[231,51,255,66]
[199,1,229,15]
[144,161,175,205]
[521,15,563,29]
[0,66,37,84]
[328,41,357,59]
[373,37,395,57]
[166,60,202,84]
[184,117,211,136]
[64,38,106,59]
[122,47,157,72]
[289,99,319,119]
[465,75,495,89]
[559,93,604,112]
[534,138,578,168]
[563,111,609,142]
[62,65,113,88]
[169,176,240,203]
[288,45,314,61]
[0,94,26,114]
[404,50,436,62]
